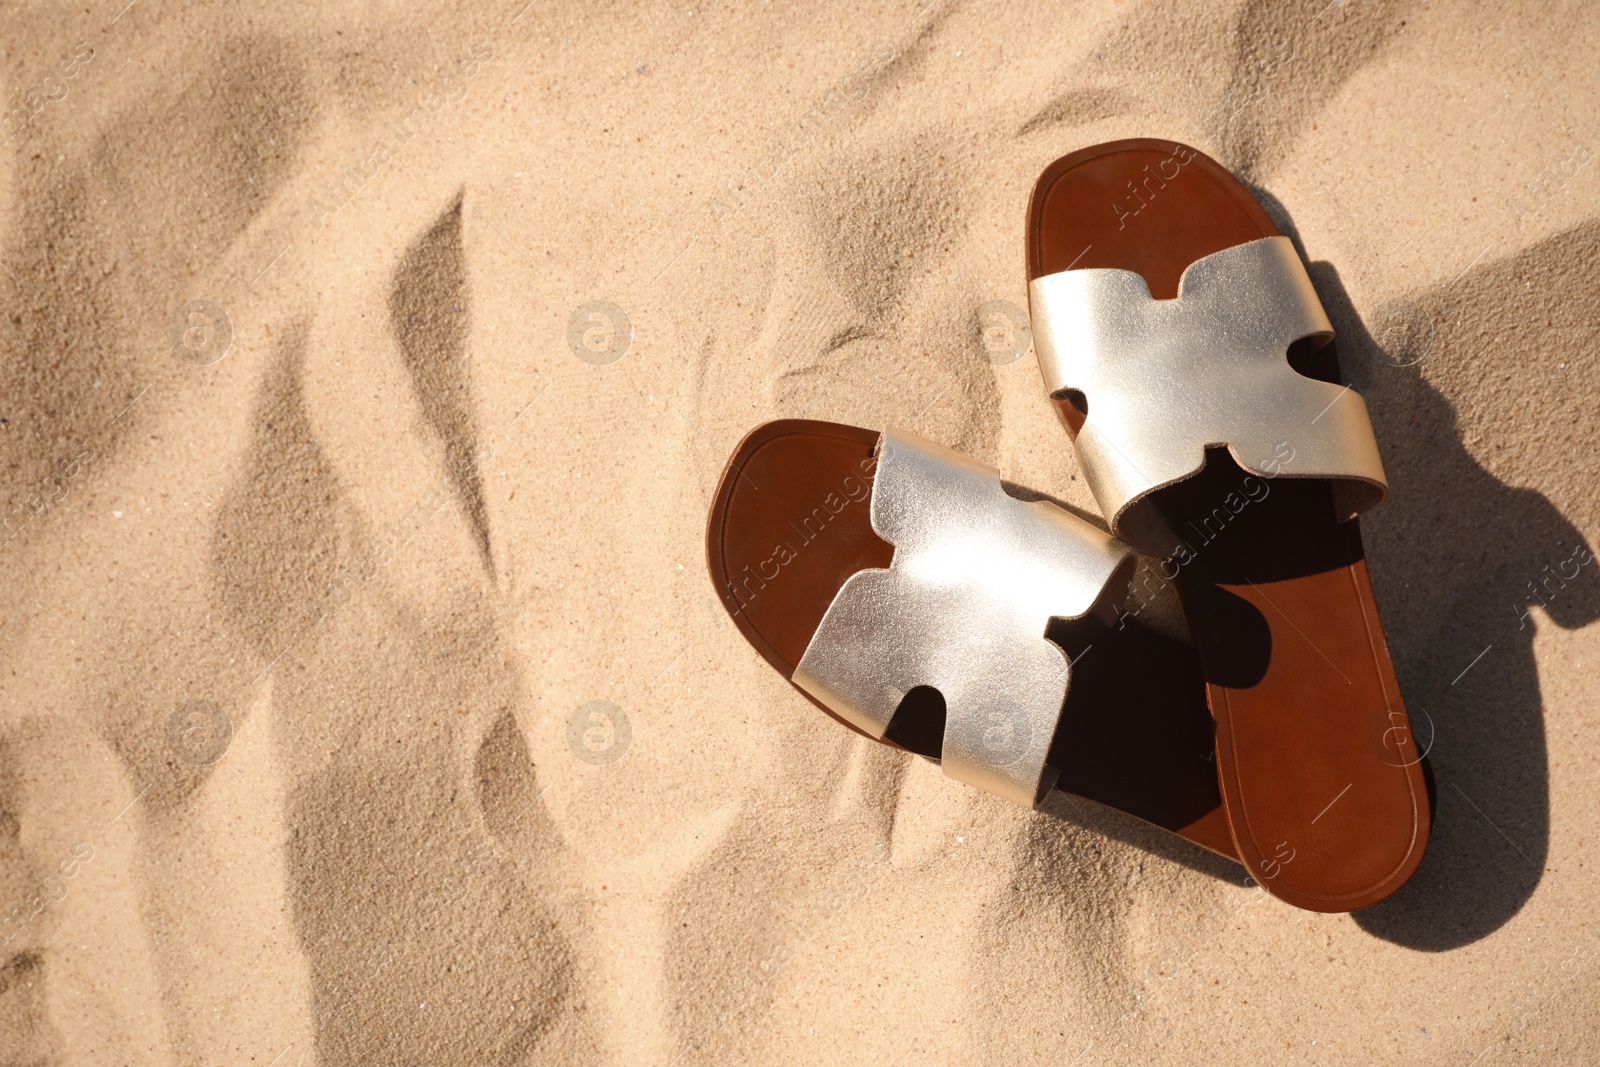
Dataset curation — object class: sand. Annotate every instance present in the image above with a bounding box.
[1,0,1598,1063]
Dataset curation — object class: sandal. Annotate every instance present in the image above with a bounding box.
[706,419,1238,860]
[1025,138,1430,910]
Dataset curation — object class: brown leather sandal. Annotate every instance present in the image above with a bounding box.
[705,419,1238,860]
[1025,138,1430,911]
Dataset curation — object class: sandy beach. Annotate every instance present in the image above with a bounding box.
[2,0,1598,1063]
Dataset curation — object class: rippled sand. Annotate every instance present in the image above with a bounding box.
[2,1,1597,1063]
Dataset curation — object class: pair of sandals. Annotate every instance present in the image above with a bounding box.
[705,139,1430,913]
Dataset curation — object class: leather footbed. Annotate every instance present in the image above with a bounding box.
[1026,139,1430,911]
[705,418,1238,860]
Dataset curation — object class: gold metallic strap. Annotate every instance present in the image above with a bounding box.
[791,430,1131,807]
[1030,237,1386,556]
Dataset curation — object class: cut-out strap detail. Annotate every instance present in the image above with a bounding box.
[792,429,1130,806]
[1030,236,1386,555]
